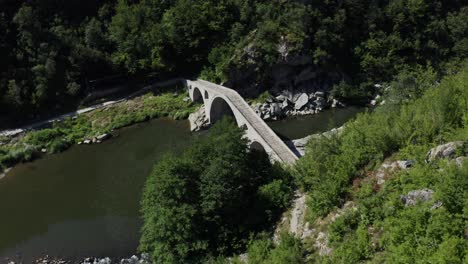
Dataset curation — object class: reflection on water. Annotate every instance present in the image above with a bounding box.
[268,106,365,140]
[0,118,194,262]
[0,107,363,262]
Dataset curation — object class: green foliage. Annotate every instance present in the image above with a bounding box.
[299,63,467,263]
[249,91,273,105]
[296,63,468,218]
[2,0,467,117]
[246,232,304,264]
[0,88,196,170]
[139,118,293,263]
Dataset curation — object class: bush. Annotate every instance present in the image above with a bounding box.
[246,233,304,264]
[296,62,468,218]
[49,138,71,153]
[26,128,63,146]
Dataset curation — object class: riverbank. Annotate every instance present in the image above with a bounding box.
[0,82,198,176]
[4,254,152,264]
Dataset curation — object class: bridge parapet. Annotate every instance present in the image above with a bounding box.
[186,79,298,165]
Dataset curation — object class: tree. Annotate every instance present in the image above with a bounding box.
[139,118,292,263]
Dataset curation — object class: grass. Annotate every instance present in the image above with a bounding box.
[0,87,199,173]
[248,91,274,105]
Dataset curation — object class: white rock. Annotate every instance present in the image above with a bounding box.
[401,189,434,206]
[281,99,290,110]
[188,106,209,132]
[270,103,282,116]
[426,141,463,162]
[455,156,466,167]
[96,133,111,141]
[314,91,325,97]
[294,93,309,110]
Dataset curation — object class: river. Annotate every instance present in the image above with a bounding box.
[0,107,363,262]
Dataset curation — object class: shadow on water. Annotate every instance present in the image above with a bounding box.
[0,118,195,263]
[0,106,364,262]
[267,106,365,140]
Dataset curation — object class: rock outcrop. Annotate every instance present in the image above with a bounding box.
[252,89,344,121]
[374,160,412,185]
[426,141,464,162]
[290,126,345,156]
[188,106,210,132]
[400,189,434,207]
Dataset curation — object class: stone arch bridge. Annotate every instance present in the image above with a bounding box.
[186,79,298,165]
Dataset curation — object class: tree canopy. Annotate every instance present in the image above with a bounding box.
[139,118,293,263]
[1,0,467,119]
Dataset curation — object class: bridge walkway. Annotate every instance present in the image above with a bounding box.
[192,80,298,165]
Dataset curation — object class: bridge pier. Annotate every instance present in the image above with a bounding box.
[186,80,298,165]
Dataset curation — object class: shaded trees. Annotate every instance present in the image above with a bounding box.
[139,118,293,263]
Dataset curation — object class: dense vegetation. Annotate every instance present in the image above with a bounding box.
[137,62,466,263]
[1,0,466,262]
[289,60,466,262]
[0,85,197,172]
[1,0,467,118]
[139,118,293,263]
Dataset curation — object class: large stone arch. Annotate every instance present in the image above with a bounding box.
[209,96,237,125]
[192,87,203,103]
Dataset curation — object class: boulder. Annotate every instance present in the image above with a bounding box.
[314,91,325,97]
[270,103,282,116]
[281,99,290,110]
[188,106,209,132]
[183,97,191,102]
[280,90,294,101]
[294,93,309,110]
[96,133,111,141]
[455,156,466,167]
[401,189,434,206]
[253,103,263,117]
[396,160,412,169]
[375,160,412,185]
[83,139,91,144]
[276,95,287,102]
[292,93,302,103]
[331,99,345,108]
[426,141,464,162]
[314,97,327,109]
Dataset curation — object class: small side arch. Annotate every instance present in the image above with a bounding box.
[192,87,203,103]
[204,90,209,100]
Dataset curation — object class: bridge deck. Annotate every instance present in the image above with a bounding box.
[192,80,298,165]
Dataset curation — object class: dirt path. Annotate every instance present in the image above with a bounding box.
[0,79,183,137]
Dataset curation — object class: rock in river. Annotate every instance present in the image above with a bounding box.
[96,133,111,141]
[294,93,309,110]
[189,106,209,132]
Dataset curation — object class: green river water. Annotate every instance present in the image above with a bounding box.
[0,107,363,262]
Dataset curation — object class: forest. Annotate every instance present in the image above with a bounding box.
[1,0,467,118]
[1,0,467,263]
